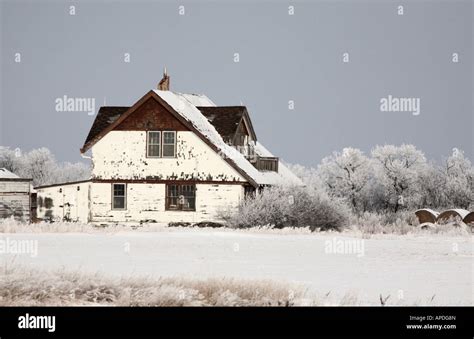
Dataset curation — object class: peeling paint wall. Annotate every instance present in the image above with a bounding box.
[36,182,90,223]
[91,131,246,182]
[90,182,243,224]
[36,127,250,224]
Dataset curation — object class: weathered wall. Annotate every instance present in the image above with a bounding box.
[90,182,243,224]
[0,180,31,221]
[36,182,91,223]
[91,131,246,182]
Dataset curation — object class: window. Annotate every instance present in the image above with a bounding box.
[162,131,176,157]
[147,131,161,157]
[112,183,126,209]
[147,131,177,158]
[166,184,196,211]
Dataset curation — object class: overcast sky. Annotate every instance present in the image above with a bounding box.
[1,0,472,167]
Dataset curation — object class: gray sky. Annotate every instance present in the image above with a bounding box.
[1,0,472,167]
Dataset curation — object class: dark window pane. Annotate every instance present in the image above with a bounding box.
[113,197,125,209]
[185,197,195,210]
[163,132,175,144]
[148,144,160,157]
[168,185,177,196]
[148,131,161,144]
[163,144,175,157]
[114,184,125,196]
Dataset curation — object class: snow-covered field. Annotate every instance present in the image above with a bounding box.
[0,229,472,305]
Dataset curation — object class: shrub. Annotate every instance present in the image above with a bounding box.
[221,186,350,231]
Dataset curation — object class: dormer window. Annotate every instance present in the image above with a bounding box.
[147,131,176,158]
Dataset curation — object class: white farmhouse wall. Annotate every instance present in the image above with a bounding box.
[90,182,243,224]
[36,182,90,223]
[91,131,246,182]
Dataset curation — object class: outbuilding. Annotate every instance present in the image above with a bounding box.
[0,168,33,222]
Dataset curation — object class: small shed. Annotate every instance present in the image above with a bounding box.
[0,168,32,222]
[415,209,439,224]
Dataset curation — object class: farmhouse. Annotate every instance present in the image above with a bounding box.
[0,168,33,222]
[35,72,302,224]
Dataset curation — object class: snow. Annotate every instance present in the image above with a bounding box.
[254,142,303,186]
[446,209,470,220]
[1,230,471,305]
[154,90,303,186]
[180,93,216,107]
[0,168,19,179]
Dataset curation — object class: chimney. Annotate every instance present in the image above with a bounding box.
[158,67,170,91]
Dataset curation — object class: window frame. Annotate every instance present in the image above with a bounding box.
[162,131,177,158]
[165,184,196,211]
[146,130,177,158]
[112,183,127,210]
[146,131,161,158]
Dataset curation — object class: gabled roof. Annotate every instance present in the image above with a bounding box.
[0,168,19,179]
[197,106,257,143]
[83,107,129,148]
[0,168,31,182]
[80,90,303,187]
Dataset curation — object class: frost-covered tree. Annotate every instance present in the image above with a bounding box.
[0,146,90,186]
[443,148,474,209]
[371,144,426,212]
[18,148,58,186]
[285,162,324,190]
[317,148,372,212]
[0,146,22,173]
[56,162,90,184]
[418,162,447,208]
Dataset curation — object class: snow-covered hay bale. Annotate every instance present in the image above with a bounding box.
[415,209,439,224]
[463,212,474,226]
[437,209,470,225]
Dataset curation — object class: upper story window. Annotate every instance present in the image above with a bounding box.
[147,131,161,157]
[147,131,176,158]
[162,131,176,157]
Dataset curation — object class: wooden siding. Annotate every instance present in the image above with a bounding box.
[115,97,189,132]
[0,180,31,221]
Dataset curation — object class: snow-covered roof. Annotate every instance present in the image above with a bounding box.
[180,93,216,107]
[0,168,19,179]
[154,90,303,186]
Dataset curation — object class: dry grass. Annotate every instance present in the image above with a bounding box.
[0,264,309,306]
[0,264,458,306]
[1,216,469,239]
[0,218,315,235]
